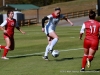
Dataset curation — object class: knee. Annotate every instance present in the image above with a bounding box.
[54,38,59,41]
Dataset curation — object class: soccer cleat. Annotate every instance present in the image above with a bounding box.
[42,56,48,60]
[1,57,9,60]
[49,49,53,54]
[80,68,85,71]
[87,58,91,68]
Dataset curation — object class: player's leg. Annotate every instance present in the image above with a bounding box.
[0,45,6,50]
[43,36,52,60]
[48,31,59,51]
[2,37,11,60]
[87,48,96,68]
[88,48,96,61]
[9,38,15,50]
[81,48,89,71]
[81,39,90,71]
[87,40,99,68]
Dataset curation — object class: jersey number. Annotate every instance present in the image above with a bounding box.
[90,25,96,33]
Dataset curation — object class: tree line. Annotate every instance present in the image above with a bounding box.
[0,0,74,7]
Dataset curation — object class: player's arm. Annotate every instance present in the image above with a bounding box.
[80,23,85,40]
[63,17,73,26]
[15,22,25,34]
[42,16,49,32]
[0,20,7,33]
[99,26,100,39]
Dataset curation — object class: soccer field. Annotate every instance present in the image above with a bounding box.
[0,25,100,75]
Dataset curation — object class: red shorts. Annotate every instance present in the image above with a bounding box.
[84,39,99,51]
[4,34,15,50]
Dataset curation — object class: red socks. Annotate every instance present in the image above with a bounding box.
[0,45,9,57]
[0,45,5,49]
[82,56,88,68]
[82,55,94,68]
[88,56,93,62]
[2,47,9,57]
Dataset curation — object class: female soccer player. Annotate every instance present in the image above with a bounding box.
[0,10,25,60]
[80,10,100,71]
[42,7,73,60]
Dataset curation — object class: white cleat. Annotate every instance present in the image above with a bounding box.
[87,58,91,68]
[1,57,9,60]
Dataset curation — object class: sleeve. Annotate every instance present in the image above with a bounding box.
[42,16,49,28]
[80,23,85,33]
[15,21,19,27]
[0,20,7,27]
[47,14,52,18]
[60,14,65,19]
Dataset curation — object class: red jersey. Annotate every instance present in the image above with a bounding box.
[84,20,100,40]
[4,18,16,37]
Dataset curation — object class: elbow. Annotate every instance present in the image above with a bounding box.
[16,27,20,30]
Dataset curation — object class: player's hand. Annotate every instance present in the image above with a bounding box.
[71,23,74,26]
[42,28,45,32]
[21,31,26,34]
[79,37,82,40]
[3,30,7,33]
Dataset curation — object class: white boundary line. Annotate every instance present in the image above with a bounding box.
[7,48,83,58]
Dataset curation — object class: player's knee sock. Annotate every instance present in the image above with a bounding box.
[2,47,9,57]
[49,38,58,50]
[88,55,93,62]
[0,45,5,49]
[82,55,88,68]
[44,44,50,56]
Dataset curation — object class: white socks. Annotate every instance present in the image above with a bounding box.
[44,38,58,56]
[44,44,50,56]
[49,38,58,50]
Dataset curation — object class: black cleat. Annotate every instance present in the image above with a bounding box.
[42,56,48,60]
[80,68,85,71]
[49,49,53,53]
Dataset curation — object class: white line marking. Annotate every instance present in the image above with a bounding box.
[7,48,83,58]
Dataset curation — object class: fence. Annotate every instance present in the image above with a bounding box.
[20,18,37,26]
[63,8,97,19]
[19,8,97,26]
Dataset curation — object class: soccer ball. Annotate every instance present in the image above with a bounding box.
[52,50,59,57]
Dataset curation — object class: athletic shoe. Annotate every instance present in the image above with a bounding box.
[42,56,48,60]
[49,49,53,53]
[80,68,85,71]
[87,58,91,68]
[1,57,9,60]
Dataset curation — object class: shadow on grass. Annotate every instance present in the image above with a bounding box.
[8,54,42,59]
[55,57,82,61]
[88,69,100,71]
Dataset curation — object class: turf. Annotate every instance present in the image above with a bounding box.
[0,25,100,75]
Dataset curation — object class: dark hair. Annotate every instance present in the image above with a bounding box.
[55,7,61,11]
[89,10,96,19]
[7,10,13,17]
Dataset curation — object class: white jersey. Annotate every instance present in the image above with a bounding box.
[45,14,64,35]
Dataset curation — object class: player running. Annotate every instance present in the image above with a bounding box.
[0,10,25,60]
[42,7,73,60]
[80,10,100,71]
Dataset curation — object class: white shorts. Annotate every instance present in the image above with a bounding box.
[45,25,55,35]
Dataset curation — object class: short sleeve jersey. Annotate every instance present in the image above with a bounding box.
[1,18,16,37]
[83,20,100,40]
[45,13,65,30]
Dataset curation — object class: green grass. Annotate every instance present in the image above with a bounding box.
[0,25,100,75]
